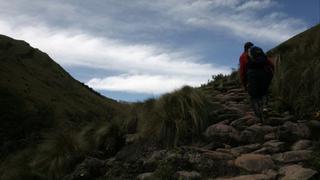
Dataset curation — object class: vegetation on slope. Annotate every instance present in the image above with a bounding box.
[268,24,320,118]
[0,35,130,180]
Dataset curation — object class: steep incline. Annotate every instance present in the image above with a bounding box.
[267,24,320,117]
[0,35,127,157]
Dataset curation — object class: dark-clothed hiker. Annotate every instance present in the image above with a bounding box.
[239,42,274,122]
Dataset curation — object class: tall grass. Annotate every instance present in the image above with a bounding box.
[30,130,88,179]
[268,24,320,118]
[270,55,320,117]
[137,86,213,146]
[0,119,125,180]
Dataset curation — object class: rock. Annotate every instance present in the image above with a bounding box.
[230,144,262,156]
[137,172,154,180]
[230,115,256,130]
[65,157,104,180]
[259,140,286,153]
[175,171,201,180]
[235,154,275,173]
[240,130,263,144]
[215,174,270,180]
[204,124,240,144]
[226,102,249,113]
[272,150,313,163]
[278,122,310,142]
[279,164,317,180]
[143,150,167,169]
[264,132,277,141]
[202,142,225,150]
[227,88,245,94]
[240,125,274,144]
[203,151,235,161]
[266,115,294,126]
[291,140,313,151]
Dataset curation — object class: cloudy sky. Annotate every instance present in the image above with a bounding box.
[0,0,319,101]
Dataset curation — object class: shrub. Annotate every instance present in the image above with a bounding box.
[30,130,88,179]
[138,86,213,147]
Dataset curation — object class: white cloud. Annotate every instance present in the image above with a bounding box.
[0,18,229,94]
[0,0,309,96]
[87,74,205,94]
[236,0,273,11]
[148,0,306,43]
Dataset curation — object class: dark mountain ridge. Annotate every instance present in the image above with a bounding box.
[0,35,128,157]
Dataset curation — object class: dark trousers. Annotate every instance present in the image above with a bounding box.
[247,69,273,120]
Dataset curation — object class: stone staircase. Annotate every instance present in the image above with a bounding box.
[64,84,320,180]
[136,86,319,179]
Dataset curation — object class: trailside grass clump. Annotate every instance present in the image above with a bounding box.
[29,130,89,179]
[137,86,213,147]
[0,119,126,180]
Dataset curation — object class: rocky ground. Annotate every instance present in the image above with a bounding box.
[64,82,320,180]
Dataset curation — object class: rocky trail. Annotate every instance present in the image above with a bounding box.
[65,83,320,180]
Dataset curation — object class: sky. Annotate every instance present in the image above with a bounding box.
[0,0,319,102]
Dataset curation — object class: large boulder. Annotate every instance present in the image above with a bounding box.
[235,154,275,173]
[204,124,240,144]
[279,164,317,180]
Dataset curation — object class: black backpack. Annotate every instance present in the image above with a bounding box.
[247,46,269,69]
[247,46,274,77]
[248,46,268,63]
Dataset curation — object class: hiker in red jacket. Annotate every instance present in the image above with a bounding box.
[239,42,274,122]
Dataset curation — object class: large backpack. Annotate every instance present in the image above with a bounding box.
[248,46,268,63]
[247,46,274,77]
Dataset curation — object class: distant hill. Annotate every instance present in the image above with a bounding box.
[0,35,127,157]
[268,24,320,117]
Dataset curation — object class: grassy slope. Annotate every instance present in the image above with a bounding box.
[268,24,320,117]
[0,35,129,157]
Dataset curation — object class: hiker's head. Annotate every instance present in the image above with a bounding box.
[244,42,254,52]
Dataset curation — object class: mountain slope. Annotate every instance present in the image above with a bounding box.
[268,24,320,117]
[0,35,128,157]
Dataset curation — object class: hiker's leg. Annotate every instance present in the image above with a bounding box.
[247,69,265,122]
[251,97,263,121]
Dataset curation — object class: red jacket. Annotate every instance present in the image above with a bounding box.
[239,52,249,86]
[239,52,274,86]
